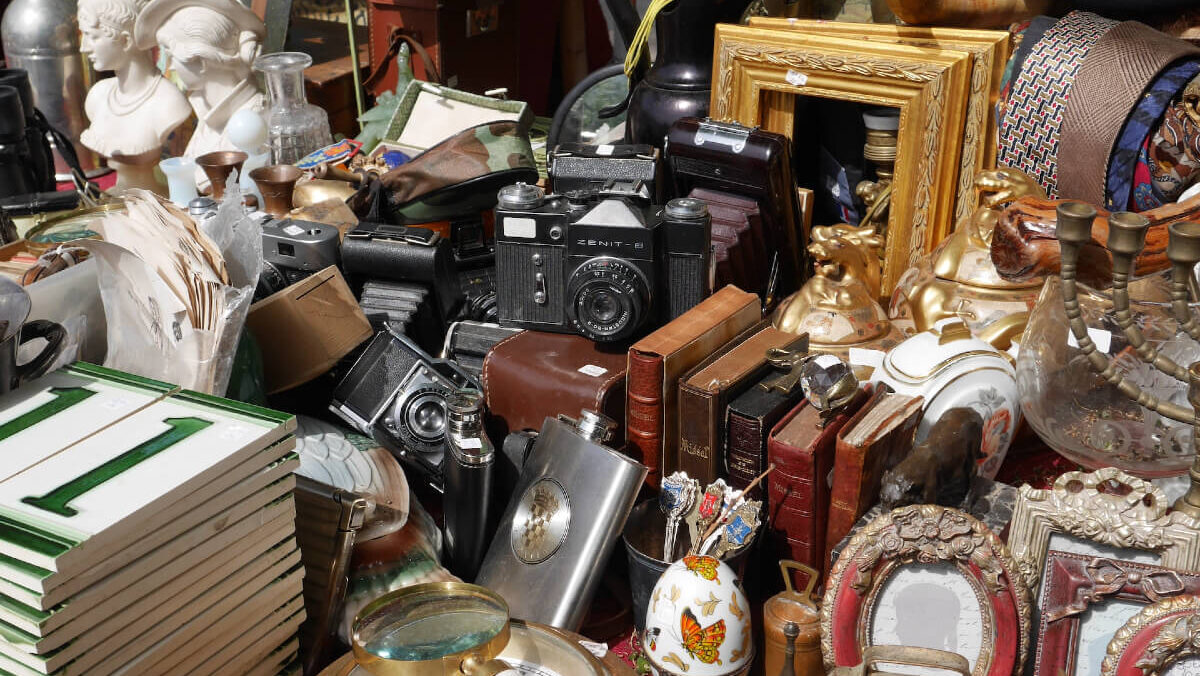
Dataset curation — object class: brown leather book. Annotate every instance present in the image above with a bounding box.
[824,388,923,564]
[765,388,870,573]
[677,322,807,485]
[626,285,760,487]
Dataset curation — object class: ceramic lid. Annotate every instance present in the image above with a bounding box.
[880,319,1008,384]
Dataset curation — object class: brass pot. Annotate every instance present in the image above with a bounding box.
[249,164,303,217]
[195,151,249,200]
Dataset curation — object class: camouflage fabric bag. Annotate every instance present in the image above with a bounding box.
[349,120,538,223]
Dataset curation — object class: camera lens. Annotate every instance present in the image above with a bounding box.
[404,390,448,445]
[566,257,650,342]
[587,290,620,323]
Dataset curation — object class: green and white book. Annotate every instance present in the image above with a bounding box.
[0,447,297,605]
[184,605,306,676]
[7,508,296,639]
[0,365,175,484]
[243,640,300,676]
[5,516,296,652]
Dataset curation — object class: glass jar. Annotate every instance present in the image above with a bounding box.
[1018,271,1200,477]
[253,52,332,165]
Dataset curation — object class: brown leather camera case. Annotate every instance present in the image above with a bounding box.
[481,329,629,440]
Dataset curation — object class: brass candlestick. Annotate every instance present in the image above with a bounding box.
[1055,202,1200,518]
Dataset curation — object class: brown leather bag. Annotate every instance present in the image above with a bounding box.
[481,330,629,441]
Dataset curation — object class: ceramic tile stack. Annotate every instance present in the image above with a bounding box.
[0,362,303,676]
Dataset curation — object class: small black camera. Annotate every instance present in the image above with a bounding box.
[329,325,478,488]
[494,183,711,342]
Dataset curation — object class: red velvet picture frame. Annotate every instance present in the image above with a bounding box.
[820,505,1031,675]
[1034,550,1200,676]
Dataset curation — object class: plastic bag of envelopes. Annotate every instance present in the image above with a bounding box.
[79,180,262,394]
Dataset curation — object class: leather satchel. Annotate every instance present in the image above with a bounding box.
[482,329,629,441]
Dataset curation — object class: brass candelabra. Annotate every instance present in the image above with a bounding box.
[1055,202,1200,518]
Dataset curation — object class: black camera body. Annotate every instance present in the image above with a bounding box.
[329,325,478,488]
[494,183,711,342]
[254,217,340,300]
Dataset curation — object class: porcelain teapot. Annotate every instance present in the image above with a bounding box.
[870,318,1019,479]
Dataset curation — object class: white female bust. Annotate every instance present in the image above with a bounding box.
[134,0,266,188]
[78,0,190,192]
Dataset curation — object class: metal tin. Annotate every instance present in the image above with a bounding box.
[475,413,647,631]
[0,0,95,175]
[763,561,823,676]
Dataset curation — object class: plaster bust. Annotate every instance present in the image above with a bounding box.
[78,0,190,191]
[134,0,266,187]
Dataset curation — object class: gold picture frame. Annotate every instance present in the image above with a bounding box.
[1006,467,1200,594]
[711,23,973,290]
[745,19,1011,228]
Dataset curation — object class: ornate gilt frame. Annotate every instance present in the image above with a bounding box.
[711,24,973,291]
[820,504,1031,676]
[744,20,1011,227]
[1007,467,1200,593]
[1103,595,1200,676]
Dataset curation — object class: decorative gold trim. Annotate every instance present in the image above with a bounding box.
[883,350,1006,383]
[820,504,1032,676]
[747,20,1011,226]
[1007,467,1200,593]
[712,25,973,292]
[1102,595,1200,676]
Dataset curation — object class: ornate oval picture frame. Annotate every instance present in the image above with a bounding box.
[1103,595,1200,676]
[821,504,1032,676]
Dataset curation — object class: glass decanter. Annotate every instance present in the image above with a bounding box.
[253,52,332,164]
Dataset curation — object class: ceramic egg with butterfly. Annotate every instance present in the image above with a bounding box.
[643,554,753,676]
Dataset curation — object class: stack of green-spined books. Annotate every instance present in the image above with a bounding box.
[0,363,302,676]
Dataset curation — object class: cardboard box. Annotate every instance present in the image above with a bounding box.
[247,267,373,394]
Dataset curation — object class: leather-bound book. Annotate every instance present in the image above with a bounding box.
[824,388,923,565]
[765,388,870,572]
[676,322,807,485]
[725,367,809,497]
[626,285,760,487]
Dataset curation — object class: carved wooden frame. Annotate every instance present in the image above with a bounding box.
[711,24,973,291]
[820,504,1031,676]
[1103,595,1200,676]
[744,20,1011,227]
[1007,467,1200,594]
[1034,551,1200,676]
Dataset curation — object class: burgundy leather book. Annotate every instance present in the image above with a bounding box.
[626,285,760,487]
[765,388,870,573]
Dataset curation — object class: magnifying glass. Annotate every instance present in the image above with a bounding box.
[352,582,513,676]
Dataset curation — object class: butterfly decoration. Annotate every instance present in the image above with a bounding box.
[683,555,720,582]
[680,607,725,665]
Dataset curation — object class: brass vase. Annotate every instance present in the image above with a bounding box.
[249,164,302,217]
[195,151,249,200]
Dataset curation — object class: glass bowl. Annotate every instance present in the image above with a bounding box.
[1017,271,1200,477]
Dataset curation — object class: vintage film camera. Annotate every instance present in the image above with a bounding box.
[255,218,341,299]
[329,325,478,488]
[548,143,661,204]
[494,183,711,343]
